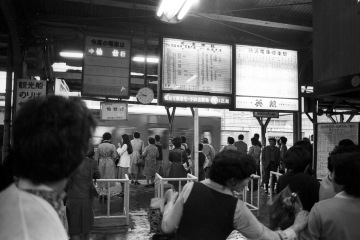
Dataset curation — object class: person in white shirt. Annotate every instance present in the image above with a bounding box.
[116,134,133,198]
[0,96,96,240]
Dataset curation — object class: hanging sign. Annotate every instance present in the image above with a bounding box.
[100,102,128,120]
[16,79,47,111]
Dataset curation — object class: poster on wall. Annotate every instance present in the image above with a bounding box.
[16,79,47,111]
[234,45,298,112]
[315,123,359,179]
[159,37,232,108]
[82,36,131,98]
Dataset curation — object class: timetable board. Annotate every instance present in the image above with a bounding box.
[162,38,232,94]
[315,123,359,179]
[235,45,298,111]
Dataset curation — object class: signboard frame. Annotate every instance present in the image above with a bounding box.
[314,122,360,179]
[233,44,299,113]
[82,35,132,99]
[15,79,47,112]
[100,101,128,121]
[253,111,279,118]
[158,36,234,109]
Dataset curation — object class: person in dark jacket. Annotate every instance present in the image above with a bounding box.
[261,137,280,194]
[66,149,100,240]
[276,146,320,211]
[168,136,188,191]
[154,134,163,176]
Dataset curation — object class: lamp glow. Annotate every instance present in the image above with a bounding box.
[177,0,195,20]
[156,0,196,24]
[132,56,159,63]
[59,51,83,58]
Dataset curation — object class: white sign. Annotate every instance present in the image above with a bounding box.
[16,79,47,111]
[100,102,128,120]
[162,38,232,94]
[83,36,131,98]
[235,45,298,111]
[163,93,230,106]
[316,123,359,179]
[253,111,279,118]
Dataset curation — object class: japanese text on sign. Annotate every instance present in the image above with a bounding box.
[100,102,128,120]
[16,79,47,111]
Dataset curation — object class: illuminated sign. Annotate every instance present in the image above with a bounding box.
[160,38,232,108]
[100,102,128,120]
[162,38,232,94]
[16,79,47,111]
[163,93,230,106]
[82,36,131,98]
[235,45,298,111]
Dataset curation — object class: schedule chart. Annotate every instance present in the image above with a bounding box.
[235,45,298,111]
[162,38,232,94]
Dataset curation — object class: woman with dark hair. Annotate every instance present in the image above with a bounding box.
[162,150,309,240]
[168,136,188,191]
[248,137,262,175]
[276,146,320,211]
[293,140,313,175]
[0,96,96,240]
[116,134,133,198]
[142,137,159,187]
[66,147,100,240]
[299,150,360,240]
[95,132,117,201]
[129,131,144,185]
[279,136,288,174]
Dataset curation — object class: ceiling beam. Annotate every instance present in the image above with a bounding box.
[63,0,313,32]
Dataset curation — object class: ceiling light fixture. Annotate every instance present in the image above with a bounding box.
[156,0,197,24]
[59,51,83,58]
[132,56,159,63]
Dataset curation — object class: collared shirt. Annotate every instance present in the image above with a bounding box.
[319,174,336,201]
[162,179,297,240]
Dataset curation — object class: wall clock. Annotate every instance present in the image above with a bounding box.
[136,87,154,104]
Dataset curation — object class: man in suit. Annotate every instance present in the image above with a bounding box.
[261,137,280,194]
[234,134,247,155]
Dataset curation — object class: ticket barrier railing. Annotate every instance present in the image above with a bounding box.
[94,174,130,225]
[240,174,261,216]
[154,173,198,198]
[269,171,283,201]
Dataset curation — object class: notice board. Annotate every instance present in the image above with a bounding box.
[315,123,359,179]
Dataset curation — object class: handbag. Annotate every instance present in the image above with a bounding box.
[267,185,303,230]
[148,197,175,239]
[90,158,99,198]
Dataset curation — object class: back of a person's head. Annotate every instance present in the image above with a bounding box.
[172,136,182,148]
[254,133,260,139]
[148,137,155,144]
[338,139,355,147]
[250,137,257,146]
[280,136,287,144]
[210,150,256,186]
[103,132,112,141]
[13,96,96,184]
[155,134,160,141]
[199,143,203,151]
[228,137,235,144]
[201,138,209,144]
[181,135,186,143]
[283,146,312,172]
[293,140,313,155]
[133,131,140,139]
[328,145,360,173]
[238,134,244,140]
[331,150,360,197]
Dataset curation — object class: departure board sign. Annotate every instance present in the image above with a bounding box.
[82,36,131,98]
[100,102,128,120]
[235,45,298,112]
[160,38,232,108]
[315,123,359,179]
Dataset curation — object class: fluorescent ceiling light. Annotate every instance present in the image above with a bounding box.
[132,56,159,63]
[177,0,195,20]
[131,72,144,76]
[156,0,196,23]
[52,62,82,72]
[59,51,83,58]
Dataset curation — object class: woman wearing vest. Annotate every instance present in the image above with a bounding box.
[161,150,309,240]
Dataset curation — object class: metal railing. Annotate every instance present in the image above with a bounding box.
[94,174,130,225]
[239,174,261,216]
[269,171,283,201]
[154,173,198,198]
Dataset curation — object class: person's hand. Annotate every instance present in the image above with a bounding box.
[164,189,179,204]
[291,210,309,232]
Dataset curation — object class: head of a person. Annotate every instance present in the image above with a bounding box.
[103,132,112,141]
[13,96,96,185]
[133,131,140,139]
[268,137,276,146]
[210,150,256,191]
[338,139,355,147]
[293,140,313,155]
[199,143,204,151]
[238,134,244,140]
[155,134,160,142]
[172,136,182,148]
[201,138,209,144]
[254,133,260,139]
[181,135,187,143]
[283,146,312,172]
[302,137,310,142]
[331,150,360,197]
[327,145,360,173]
[277,139,281,147]
[228,137,235,145]
[250,137,258,146]
[149,137,155,145]
[185,148,191,156]
[122,134,130,144]
[280,136,287,145]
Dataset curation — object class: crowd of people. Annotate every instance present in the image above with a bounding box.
[0,95,359,240]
